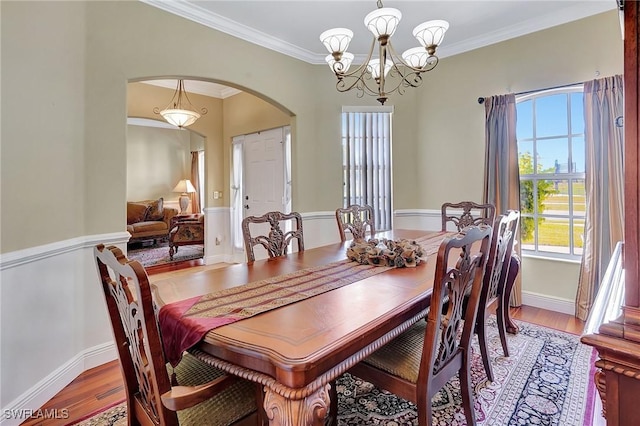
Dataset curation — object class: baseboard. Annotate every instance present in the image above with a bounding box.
[522,291,575,315]
[0,343,117,426]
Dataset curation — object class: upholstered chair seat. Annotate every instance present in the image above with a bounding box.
[170,352,257,425]
[361,319,427,383]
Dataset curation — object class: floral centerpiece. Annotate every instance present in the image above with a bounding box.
[346,238,425,268]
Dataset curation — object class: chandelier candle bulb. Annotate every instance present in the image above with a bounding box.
[319,0,448,105]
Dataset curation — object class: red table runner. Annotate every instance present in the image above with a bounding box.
[159,231,448,366]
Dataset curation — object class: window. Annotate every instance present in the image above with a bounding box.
[342,107,393,231]
[516,87,585,258]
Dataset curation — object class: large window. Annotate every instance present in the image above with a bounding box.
[516,88,585,258]
[342,107,393,231]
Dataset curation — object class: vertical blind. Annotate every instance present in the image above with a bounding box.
[342,109,392,231]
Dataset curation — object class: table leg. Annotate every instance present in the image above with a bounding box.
[263,384,330,426]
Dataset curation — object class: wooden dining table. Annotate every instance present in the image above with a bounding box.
[152,229,447,426]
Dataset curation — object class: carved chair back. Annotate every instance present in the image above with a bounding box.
[94,244,180,426]
[241,211,305,263]
[441,201,496,231]
[335,204,375,242]
[421,225,492,377]
[344,225,492,426]
[474,209,520,381]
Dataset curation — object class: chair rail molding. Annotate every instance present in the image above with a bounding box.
[0,231,130,270]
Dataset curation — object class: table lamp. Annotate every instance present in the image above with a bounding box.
[172,179,196,213]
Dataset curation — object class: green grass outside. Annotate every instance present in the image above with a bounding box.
[521,218,584,248]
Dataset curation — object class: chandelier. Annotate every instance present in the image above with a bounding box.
[320,0,449,105]
[153,80,207,128]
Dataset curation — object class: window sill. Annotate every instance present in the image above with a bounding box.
[521,252,582,265]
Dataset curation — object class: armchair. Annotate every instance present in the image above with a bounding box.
[169,214,205,260]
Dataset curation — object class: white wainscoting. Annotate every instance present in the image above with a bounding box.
[0,232,129,426]
[0,208,576,423]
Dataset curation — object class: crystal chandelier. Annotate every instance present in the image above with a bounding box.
[320,1,449,105]
[153,80,207,128]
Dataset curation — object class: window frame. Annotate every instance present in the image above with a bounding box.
[516,86,585,260]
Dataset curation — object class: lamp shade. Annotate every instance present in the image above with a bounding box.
[160,109,201,128]
[368,58,393,80]
[173,179,196,194]
[402,47,430,68]
[413,20,449,48]
[326,52,354,73]
[364,7,402,38]
[320,28,353,54]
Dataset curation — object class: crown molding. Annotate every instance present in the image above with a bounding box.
[438,1,615,59]
[141,0,320,63]
[141,0,615,65]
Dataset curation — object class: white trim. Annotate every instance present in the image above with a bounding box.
[522,291,575,315]
[141,0,319,64]
[0,343,117,426]
[393,208,441,218]
[341,105,394,113]
[0,232,130,270]
[300,211,334,221]
[141,0,614,65]
[202,206,228,214]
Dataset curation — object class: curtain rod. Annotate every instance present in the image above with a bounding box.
[477,81,584,104]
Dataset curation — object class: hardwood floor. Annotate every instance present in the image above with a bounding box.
[22,260,587,425]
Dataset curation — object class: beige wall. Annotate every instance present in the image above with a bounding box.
[1,1,87,252]
[412,11,623,209]
[126,124,193,202]
[127,82,224,208]
[0,0,625,408]
[1,3,623,253]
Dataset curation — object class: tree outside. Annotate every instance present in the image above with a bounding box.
[519,152,558,242]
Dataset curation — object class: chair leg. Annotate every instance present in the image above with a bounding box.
[460,353,477,426]
[416,393,433,426]
[476,312,494,382]
[495,298,510,357]
[502,255,521,335]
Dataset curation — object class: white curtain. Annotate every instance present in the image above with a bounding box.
[284,126,292,213]
[231,139,244,251]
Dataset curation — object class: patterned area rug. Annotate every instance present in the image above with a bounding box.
[74,317,597,425]
[127,242,204,267]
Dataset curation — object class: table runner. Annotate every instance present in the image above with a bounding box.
[159,231,448,366]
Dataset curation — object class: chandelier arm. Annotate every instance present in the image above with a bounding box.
[332,37,378,96]
[332,37,376,80]
[386,42,439,90]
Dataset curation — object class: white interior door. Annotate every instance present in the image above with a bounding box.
[244,128,285,217]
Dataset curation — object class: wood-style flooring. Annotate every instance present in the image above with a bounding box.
[21,260,588,426]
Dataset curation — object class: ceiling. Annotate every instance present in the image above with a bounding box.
[139,0,618,97]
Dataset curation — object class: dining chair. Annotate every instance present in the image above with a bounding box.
[473,210,520,382]
[94,244,263,426]
[346,224,492,426]
[441,201,496,231]
[241,211,305,262]
[335,204,375,242]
